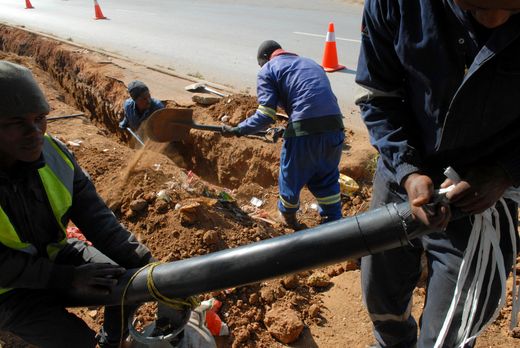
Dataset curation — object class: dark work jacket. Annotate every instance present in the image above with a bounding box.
[356,0,520,186]
[0,136,151,291]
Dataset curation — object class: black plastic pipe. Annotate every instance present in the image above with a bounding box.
[65,201,429,307]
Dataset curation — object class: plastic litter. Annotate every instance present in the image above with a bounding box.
[156,190,172,203]
[218,191,235,202]
[339,174,359,195]
[250,197,263,208]
[66,226,92,246]
[200,299,229,336]
[67,139,83,147]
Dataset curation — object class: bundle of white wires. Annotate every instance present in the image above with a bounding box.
[434,179,520,348]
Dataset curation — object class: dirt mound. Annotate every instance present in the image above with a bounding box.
[204,94,259,126]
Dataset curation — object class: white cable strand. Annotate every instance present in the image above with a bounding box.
[434,175,520,348]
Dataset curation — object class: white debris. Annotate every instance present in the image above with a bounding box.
[156,190,172,203]
[250,197,264,208]
[67,139,83,147]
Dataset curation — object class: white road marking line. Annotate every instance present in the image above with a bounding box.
[115,9,157,16]
[293,31,361,43]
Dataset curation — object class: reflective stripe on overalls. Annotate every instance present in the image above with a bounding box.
[0,135,74,294]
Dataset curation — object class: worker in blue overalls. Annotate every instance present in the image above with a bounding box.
[223,40,345,229]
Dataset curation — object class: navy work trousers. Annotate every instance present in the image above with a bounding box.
[278,130,345,222]
[362,171,518,348]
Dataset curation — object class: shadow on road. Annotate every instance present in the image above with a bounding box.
[335,67,357,75]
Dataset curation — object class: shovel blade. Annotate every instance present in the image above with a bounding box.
[145,108,194,142]
[184,83,206,93]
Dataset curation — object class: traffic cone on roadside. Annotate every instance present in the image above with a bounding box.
[93,0,107,20]
[321,22,346,72]
[25,0,34,9]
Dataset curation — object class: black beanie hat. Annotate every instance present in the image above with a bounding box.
[257,40,282,67]
[127,80,149,100]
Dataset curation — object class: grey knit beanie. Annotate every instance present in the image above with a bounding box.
[127,80,149,100]
[0,61,50,118]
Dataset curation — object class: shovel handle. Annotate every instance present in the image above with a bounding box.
[126,128,145,146]
[190,124,223,133]
[204,87,227,97]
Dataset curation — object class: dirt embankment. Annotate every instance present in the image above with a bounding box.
[0,24,518,348]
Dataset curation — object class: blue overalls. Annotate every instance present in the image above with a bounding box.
[238,52,345,222]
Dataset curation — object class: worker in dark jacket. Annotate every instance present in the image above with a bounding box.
[119,80,164,131]
[223,40,345,228]
[0,61,153,347]
[356,0,520,347]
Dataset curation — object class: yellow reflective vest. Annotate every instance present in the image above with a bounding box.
[0,135,74,294]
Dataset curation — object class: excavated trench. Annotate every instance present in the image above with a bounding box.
[0,24,285,190]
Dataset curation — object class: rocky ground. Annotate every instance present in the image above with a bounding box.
[0,24,519,348]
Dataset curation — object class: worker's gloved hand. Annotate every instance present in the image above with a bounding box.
[403,173,451,230]
[118,120,127,130]
[444,165,512,215]
[70,263,126,297]
[221,125,242,137]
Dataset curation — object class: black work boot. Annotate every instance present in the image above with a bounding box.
[279,212,303,230]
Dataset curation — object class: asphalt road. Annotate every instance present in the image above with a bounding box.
[0,0,365,128]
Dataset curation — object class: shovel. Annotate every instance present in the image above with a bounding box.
[185,83,289,120]
[145,108,283,143]
[126,127,145,147]
[184,83,227,97]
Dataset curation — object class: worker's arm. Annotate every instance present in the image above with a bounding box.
[355,0,422,185]
[151,98,165,111]
[56,140,153,269]
[0,244,76,289]
[119,99,133,129]
[118,118,129,130]
[237,68,277,135]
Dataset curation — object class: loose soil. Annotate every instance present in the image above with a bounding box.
[0,24,518,348]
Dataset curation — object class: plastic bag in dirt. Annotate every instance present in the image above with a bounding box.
[339,174,359,195]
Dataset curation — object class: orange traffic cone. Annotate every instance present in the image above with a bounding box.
[93,0,107,20]
[321,22,346,72]
[25,0,34,9]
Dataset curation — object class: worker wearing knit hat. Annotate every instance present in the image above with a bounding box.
[0,60,154,347]
[0,61,50,165]
[119,80,164,131]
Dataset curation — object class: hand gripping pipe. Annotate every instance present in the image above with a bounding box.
[65,201,430,307]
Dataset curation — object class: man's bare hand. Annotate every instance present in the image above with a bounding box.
[403,173,451,230]
[445,165,512,214]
